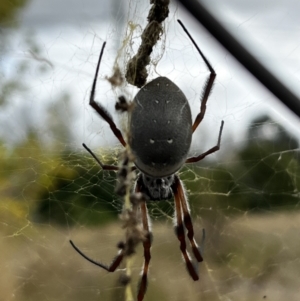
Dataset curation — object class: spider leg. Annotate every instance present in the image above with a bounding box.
[172,176,199,281]
[89,42,126,147]
[136,182,152,301]
[186,120,224,163]
[82,143,137,174]
[69,239,124,271]
[82,143,120,171]
[175,175,204,262]
[177,19,216,133]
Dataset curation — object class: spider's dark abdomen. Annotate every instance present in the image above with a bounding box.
[130,77,192,177]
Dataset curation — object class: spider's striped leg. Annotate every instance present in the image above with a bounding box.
[172,176,199,281]
[137,198,152,301]
[89,42,126,147]
[69,239,124,271]
[175,175,204,262]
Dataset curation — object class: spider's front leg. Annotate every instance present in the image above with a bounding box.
[175,175,204,263]
[172,175,204,281]
[135,180,153,301]
[69,239,125,272]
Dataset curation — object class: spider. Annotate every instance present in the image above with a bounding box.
[70,19,224,301]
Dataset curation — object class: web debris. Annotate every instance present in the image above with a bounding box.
[125,0,170,87]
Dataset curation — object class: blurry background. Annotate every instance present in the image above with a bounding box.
[1,0,300,300]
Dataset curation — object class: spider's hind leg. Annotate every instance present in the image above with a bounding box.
[177,19,217,134]
[89,42,126,147]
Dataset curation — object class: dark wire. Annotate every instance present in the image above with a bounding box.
[177,0,300,119]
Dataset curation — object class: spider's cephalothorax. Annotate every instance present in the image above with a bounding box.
[137,173,175,201]
[70,19,225,301]
[130,76,193,202]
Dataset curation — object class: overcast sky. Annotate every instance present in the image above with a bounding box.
[2,0,300,151]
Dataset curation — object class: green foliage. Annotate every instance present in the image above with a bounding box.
[34,151,119,226]
[0,0,29,27]
[183,114,300,215]
[1,114,299,227]
[0,134,120,227]
[231,115,300,211]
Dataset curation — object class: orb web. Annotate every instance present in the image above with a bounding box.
[1,1,300,301]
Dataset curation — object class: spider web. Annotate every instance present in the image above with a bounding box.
[1,0,300,301]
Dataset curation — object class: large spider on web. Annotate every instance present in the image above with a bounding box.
[70,19,224,301]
